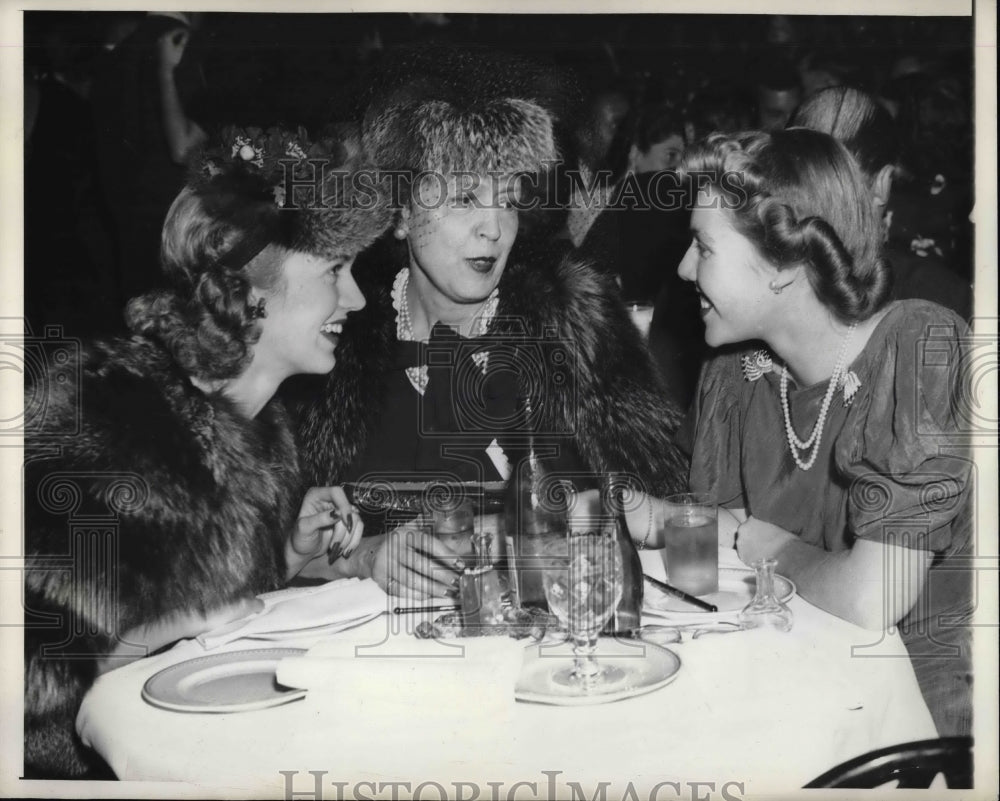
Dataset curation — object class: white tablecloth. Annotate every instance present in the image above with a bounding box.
[76,549,936,797]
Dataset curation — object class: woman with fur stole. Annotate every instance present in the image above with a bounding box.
[286,52,689,600]
[23,162,390,777]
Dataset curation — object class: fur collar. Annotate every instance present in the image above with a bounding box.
[286,235,688,497]
[27,336,299,617]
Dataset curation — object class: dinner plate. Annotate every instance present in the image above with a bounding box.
[515,639,681,706]
[644,568,796,618]
[142,648,307,713]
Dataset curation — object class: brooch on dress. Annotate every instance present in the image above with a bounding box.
[741,350,774,382]
[742,348,861,407]
[392,269,497,395]
[841,371,861,407]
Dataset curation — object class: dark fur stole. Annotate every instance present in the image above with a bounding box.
[24,336,300,776]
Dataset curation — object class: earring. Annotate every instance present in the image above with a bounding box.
[393,226,408,240]
[248,297,267,320]
[768,279,785,295]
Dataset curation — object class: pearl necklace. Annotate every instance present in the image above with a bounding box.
[392,269,498,395]
[779,322,857,471]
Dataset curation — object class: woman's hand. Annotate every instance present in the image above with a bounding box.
[717,507,747,550]
[157,28,190,72]
[286,486,363,580]
[734,515,797,565]
[731,521,932,630]
[367,520,466,600]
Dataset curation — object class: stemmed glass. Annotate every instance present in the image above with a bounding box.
[542,532,625,689]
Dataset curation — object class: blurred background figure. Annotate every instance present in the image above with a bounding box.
[569,100,701,408]
[627,103,686,174]
[796,48,857,97]
[764,13,798,50]
[791,86,971,320]
[577,102,688,292]
[23,12,120,339]
[565,88,631,248]
[90,11,210,310]
[575,88,631,174]
[753,55,802,131]
[683,85,753,143]
[880,56,974,293]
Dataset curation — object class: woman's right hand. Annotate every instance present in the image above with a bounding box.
[368,521,467,600]
[285,486,363,580]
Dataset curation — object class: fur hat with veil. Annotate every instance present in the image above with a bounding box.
[358,44,582,181]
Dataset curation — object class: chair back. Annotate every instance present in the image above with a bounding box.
[804,737,973,789]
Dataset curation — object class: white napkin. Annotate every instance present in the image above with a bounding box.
[275,636,524,727]
[196,578,388,650]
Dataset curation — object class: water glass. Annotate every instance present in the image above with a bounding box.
[429,498,474,558]
[542,532,624,688]
[661,493,718,596]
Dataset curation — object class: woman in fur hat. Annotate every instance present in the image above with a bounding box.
[23,159,391,777]
[285,49,689,599]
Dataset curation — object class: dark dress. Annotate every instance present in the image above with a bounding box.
[289,244,690,523]
[347,323,528,484]
[680,300,974,736]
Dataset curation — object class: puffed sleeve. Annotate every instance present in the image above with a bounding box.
[843,303,973,554]
[682,351,747,508]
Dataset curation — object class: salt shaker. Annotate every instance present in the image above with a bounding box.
[738,558,793,632]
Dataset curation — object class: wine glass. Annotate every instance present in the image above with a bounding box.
[542,532,625,689]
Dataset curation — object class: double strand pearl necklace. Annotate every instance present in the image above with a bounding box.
[392,269,498,395]
[779,322,857,471]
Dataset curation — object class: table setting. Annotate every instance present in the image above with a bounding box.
[75,481,938,796]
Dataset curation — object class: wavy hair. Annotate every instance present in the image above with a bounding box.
[125,168,292,380]
[680,128,891,322]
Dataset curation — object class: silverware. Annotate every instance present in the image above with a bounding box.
[393,604,460,615]
[633,622,741,644]
[643,573,719,613]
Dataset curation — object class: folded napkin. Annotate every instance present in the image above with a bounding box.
[275,636,524,728]
[197,578,387,650]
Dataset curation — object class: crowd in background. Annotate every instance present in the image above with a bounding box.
[23,11,974,364]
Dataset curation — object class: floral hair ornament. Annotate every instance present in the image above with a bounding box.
[190,125,395,261]
[195,125,330,208]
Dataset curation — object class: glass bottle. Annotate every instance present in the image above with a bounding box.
[502,394,566,610]
[601,473,644,636]
[738,558,794,632]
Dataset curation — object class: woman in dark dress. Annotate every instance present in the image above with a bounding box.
[24,162,390,777]
[288,49,690,600]
[643,128,971,736]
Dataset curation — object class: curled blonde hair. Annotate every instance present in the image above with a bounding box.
[126,170,291,380]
